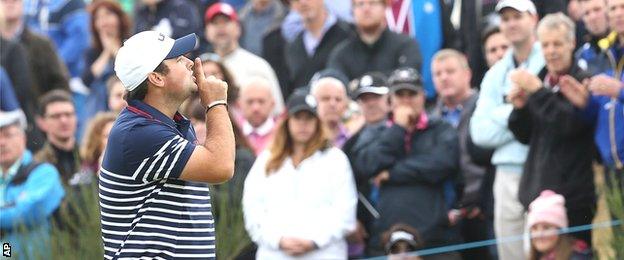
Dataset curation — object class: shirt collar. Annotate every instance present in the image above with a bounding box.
[302,10,337,55]
[126,100,190,130]
[441,104,463,114]
[0,154,23,184]
[243,117,275,136]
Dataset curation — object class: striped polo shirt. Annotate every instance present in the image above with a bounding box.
[99,100,215,259]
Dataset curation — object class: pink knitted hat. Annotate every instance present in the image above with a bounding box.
[527,190,568,229]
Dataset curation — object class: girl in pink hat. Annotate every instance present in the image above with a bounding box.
[527,190,592,260]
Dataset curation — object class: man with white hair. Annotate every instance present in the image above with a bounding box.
[507,12,596,246]
[311,76,350,148]
[0,110,65,254]
[238,77,277,155]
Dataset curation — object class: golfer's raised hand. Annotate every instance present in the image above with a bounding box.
[193,57,228,108]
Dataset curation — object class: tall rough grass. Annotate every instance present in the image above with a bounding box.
[605,173,624,259]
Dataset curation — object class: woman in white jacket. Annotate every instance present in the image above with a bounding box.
[242,93,358,260]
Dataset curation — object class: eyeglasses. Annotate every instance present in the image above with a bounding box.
[46,112,76,120]
[353,0,384,9]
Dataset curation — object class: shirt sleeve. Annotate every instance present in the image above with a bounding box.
[122,123,196,183]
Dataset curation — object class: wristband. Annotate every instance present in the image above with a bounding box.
[205,100,228,113]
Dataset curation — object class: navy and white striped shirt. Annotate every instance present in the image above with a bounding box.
[99,100,215,259]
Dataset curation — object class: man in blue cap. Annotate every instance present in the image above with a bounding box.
[99,31,235,259]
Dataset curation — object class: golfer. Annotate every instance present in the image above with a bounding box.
[99,31,234,259]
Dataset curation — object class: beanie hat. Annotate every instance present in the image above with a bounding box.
[527,190,568,229]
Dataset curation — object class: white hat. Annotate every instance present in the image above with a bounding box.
[0,110,27,130]
[114,31,198,92]
[496,0,537,15]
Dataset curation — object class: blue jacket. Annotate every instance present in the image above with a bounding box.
[0,67,20,111]
[0,150,65,255]
[575,36,612,76]
[24,0,90,77]
[582,32,624,170]
[470,42,545,174]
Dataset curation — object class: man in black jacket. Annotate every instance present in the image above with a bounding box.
[507,13,596,246]
[342,72,390,257]
[355,68,461,257]
[285,0,351,99]
[327,0,421,82]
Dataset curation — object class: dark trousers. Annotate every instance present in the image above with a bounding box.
[567,206,595,246]
[459,216,493,260]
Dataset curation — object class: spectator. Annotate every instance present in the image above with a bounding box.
[559,0,624,203]
[74,111,116,186]
[311,76,350,148]
[285,0,351,98]
[35,90,80,186]
[1,0,70,97]
[482,26,511,68]
[23,0,89,77]
[430,49,493,259]
[80,0,132,135]
[507,13,596,246]
[0,110,65,255]
[0,36,41,150]
[386,0,459,100]
[575,0,611,75]
[204,3,285,115]
[469,1,544,259]
[357,67,461,256]
[134,0,201,39]
[327,0,422,82]
[106,75,128,114]
[239,0,287,56]
[242,92,357,259]
[380,223,424,260]
[238,77,277,155]
[343,72,390,257]
[527,190,593,260]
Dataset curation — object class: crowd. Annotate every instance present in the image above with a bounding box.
[0,0,623,259]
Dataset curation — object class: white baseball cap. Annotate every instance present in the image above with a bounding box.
[114,31,198,92]
[0,110,27,130]
[495,0,537,15]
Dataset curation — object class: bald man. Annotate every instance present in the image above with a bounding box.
[311,77,350,147]
[238,77,277,154]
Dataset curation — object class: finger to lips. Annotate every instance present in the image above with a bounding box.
[193,58,204,80]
